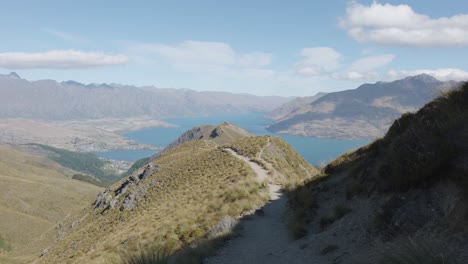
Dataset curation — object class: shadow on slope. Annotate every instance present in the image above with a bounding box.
[284,82,468,263]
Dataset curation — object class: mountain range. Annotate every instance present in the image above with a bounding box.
[267,74,459,139]
[0,82,464,263]
[0,72,289,120]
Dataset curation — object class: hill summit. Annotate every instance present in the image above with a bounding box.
[39,123,318,263]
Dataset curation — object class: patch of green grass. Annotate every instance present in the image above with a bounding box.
[30,143,115,180]
[0,235,11,252]
[72,173,112,187]
[121,157,150,178]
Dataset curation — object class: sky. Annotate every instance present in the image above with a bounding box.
[0,0,468,96]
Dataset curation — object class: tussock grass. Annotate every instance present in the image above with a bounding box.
[377,238,463,264]
[41,140,273,263]
[120,245,170,264]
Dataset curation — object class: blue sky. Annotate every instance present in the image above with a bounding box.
[0,0,467,96]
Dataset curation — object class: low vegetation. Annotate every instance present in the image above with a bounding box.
[120,245,170,264]
[29,143,116,180]
[120,157,150,178]
[0,235,11,252]
[72,174,112,187]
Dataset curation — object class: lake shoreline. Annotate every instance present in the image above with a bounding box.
[95,113,369,165]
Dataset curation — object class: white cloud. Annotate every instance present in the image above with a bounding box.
[332,71,380,81]
[42,28,87,43]
[386,68,468,81]
[330,54,394,81]
[340,1,468,47]
[131,41,272,72]
[295,47,342,76]
[349,54,395,72]
[0,50,129,69]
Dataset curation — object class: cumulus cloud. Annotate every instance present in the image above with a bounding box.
[349,54,395,72]
[329,54,394,81]
[340,1,468,47]
[132,41,272,72]
[0,50,128,69]
[295,47,342,76]
[386,68,468,81]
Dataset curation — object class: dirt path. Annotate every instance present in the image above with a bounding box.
[224,148,278,198]
[257,137,270,159]
[204,149,309,264]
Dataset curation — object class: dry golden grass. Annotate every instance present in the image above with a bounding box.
[40,135,318,263]
[0,145,102,263]
[40,140,272,263]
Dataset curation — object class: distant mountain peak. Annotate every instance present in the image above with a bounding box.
[405,73,439,83]
[151,122,253,161]
[8,72,20,79]
[64,80,85,86]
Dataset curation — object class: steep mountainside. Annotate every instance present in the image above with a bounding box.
[0,145,101,264]
[282,82,468,263]
[39,124,318,263]
[265,92,326,121]
[267,74,458,139]
[0,72,289,120]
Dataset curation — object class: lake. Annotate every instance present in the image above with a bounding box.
[96,113,368,166]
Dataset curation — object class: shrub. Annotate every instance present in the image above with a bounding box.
[121,245,170,264]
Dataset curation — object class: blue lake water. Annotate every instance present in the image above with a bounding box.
[96,113,368,166]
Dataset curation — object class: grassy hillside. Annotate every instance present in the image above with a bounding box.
[287,82,468,263]
[0,145,102,264]
[325,81,468,194]
[39,134,318,263]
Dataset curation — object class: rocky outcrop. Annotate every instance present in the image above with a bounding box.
[93,163,161,211]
